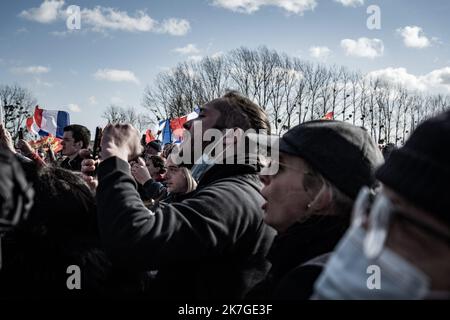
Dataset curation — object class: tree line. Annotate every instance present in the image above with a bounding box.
[142,46,450,144]
[2,46,449,145]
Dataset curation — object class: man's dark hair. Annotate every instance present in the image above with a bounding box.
[64,125,91,149]
[213,91,271,134]
[149,155,166,174]
[21,166,97,240]
[0,166,152,297]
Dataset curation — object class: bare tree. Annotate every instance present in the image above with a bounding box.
[141,46,450,145]
[102,105,153,132]
[196,55,230,102]
[0,84,36,140]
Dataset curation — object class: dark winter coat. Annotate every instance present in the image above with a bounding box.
[247,215,348,300]
[96,157,276,299]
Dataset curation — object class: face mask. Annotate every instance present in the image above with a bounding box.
[191,154,214,181]
[190,129,239,181]
[313,187,434,300]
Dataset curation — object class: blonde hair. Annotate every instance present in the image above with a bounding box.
[181,167,197,194]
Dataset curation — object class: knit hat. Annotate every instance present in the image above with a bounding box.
[146,140,162,153]
[376,110,450,223]
[279,120,384,199]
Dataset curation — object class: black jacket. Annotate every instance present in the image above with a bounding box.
[0,232,153,298]
[247,215,348,300]
[60,154,83,171]
[138,179,167,202]
[96,157,276,299]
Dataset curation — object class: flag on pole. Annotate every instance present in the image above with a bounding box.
[170,115,188,143]
[155,107,199,145]
[145,129,156,144]
[157,119,172,145]
[26,106,70,138]
[322,112,334,120]
[29,135,63,153]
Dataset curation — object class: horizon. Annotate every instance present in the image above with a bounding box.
[1,0,449,135]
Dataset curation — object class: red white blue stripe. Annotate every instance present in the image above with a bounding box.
[26,106,70,138]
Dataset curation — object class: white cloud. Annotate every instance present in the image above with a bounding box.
[110,96,123,104]
[211,0,317,15]
[309,46,331,59]
[34,77,53,87]
[366,67,450,94]
[334,0,364,7]
[16,27,29,34]
[20,2,190,36]
[19,0,64,23]
[81,7,156,32]
[94,69,140,85]
[11,65,50,74]
[88,96,98,105]
[157,19,191,36]
[341,37,384,59]
[50,30,77,37]
[397,26,431,49]
[423,67,450,88]
[211,51,224,59]
[173,44,200,55]
[68,103,81,112]
[187,55,203,62]
[367,68,426,91]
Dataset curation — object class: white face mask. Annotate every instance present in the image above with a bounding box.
[190,129,240,181]
[312,187,448,300]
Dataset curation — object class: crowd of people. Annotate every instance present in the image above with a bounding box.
[0,90,449,300]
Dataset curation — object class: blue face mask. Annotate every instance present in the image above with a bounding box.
[313,187,440,300]
[191,158,214,181]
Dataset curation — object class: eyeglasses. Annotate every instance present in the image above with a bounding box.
[353,187,450,259]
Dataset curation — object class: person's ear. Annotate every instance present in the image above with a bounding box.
[307,183,333,213]
[75,140,83,150]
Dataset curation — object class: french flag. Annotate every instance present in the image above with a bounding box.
[26,106,70,138]
[156,106,199,145]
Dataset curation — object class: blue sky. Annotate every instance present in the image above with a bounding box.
[0,0,449,134]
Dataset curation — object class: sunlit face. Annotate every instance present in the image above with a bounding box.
[164,157,188,194]
[61,131,82,157]
[260,153,316,232]
[183,102,222,161]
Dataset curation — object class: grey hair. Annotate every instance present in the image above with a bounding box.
[302,162,354,219]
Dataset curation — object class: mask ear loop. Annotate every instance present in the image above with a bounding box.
[351,187,372,229]
[203,128,238,165]
[364,193,394,259]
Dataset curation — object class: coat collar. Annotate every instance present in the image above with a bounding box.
[267,215,349,278]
